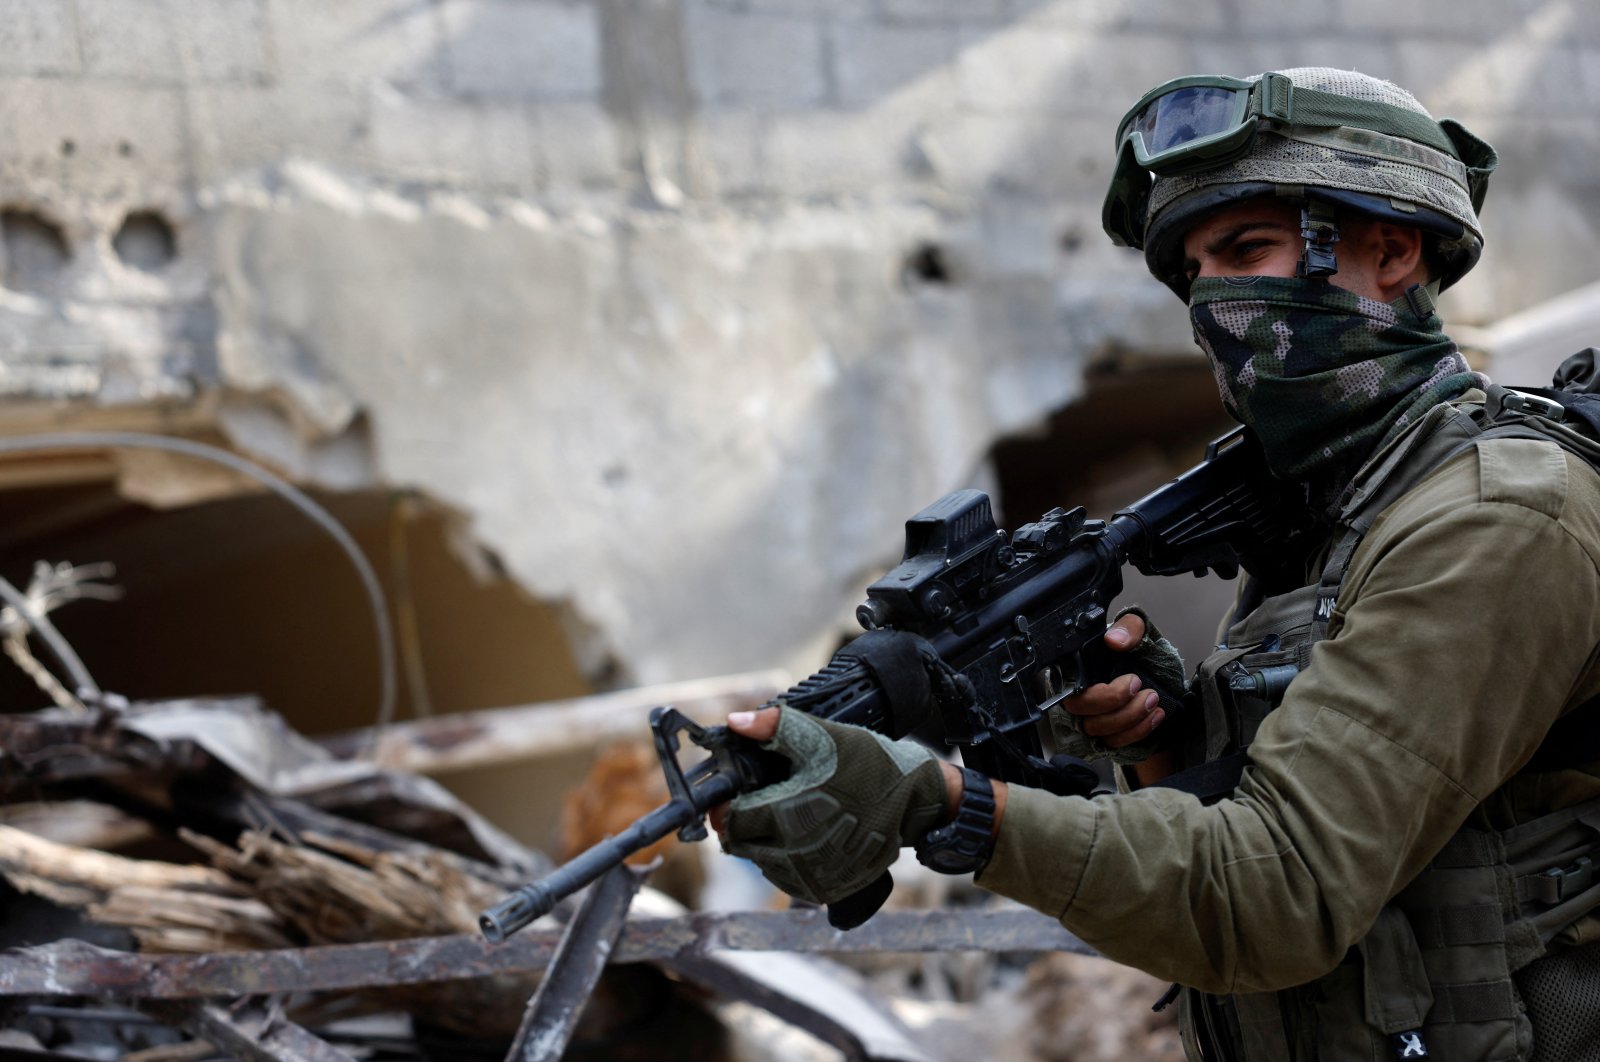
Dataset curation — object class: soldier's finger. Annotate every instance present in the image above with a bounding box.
[1066,674,1144,717]
[1105,707,1166,749]
[1080,689,1161,738]
[1102,612,1148,651]
[728,706,781,741]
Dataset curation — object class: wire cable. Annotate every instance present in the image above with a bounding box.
[0,571,100,703]
[0,432,397,728]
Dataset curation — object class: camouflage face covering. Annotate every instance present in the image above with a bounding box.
[1189,275,1475,483]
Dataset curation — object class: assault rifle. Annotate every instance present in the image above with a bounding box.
[478,427,1312,942]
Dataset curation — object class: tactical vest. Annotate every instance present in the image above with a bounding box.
[1173,385,1600,1062]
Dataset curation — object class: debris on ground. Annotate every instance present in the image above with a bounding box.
[0,529,1179,1060]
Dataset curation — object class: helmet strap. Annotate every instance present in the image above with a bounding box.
[1297,200,1341,279]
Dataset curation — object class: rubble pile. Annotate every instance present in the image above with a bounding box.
[0,522,1179,1060]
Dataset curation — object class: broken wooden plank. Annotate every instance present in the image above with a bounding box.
[0,907,1099,998]
[506,863,653,1061]
[0,800,153,851]
[218,790,533,889]
[316,671,789,773]
[0,824,242,903]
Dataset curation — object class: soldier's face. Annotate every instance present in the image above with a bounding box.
[1180,199,1386,302]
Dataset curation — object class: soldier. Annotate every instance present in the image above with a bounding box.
[721,68,1600,1060]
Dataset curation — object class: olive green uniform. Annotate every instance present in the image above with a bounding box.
[978,416,1600,1053]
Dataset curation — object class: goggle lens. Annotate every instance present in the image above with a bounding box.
[1124,85,1251,167]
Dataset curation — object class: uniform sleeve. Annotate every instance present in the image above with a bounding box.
[976,442,1600,993]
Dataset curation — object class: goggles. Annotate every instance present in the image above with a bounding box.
[1102,72,1481,249]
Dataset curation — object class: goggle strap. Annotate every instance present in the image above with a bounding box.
[1263,85,1461,161]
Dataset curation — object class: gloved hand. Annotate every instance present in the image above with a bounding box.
[1048,606,1188,765]
[720,708,947,905]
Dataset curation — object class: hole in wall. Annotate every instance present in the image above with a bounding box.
[0,482,594,734]
[0,208,70,292]
[0,474,609,854]
[902,242,953,286]
[987,356,1239,667]
[112,211,177,273]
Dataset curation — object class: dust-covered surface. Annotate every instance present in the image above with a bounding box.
[4,2,1600,695]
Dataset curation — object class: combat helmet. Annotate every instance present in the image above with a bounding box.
[1102,67,1498,300]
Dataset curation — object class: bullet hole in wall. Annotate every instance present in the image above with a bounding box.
[902,243,953,286]
[112,211,177,273]
[1060,230,1084,254]
[0,208,70,292]
[118,142,134,158]
[60,139,75,157]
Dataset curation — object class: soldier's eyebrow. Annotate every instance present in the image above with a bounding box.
[1184,221,1293,275]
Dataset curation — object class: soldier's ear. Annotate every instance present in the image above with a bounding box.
[1373,222,1427,294]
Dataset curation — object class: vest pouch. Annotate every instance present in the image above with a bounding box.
[1220,908,1433,1062]
[1358,907,1435,1053]
[1194,582,1321,764]
[1221,648,1304,751]
[1195,645,1253,765]
[1390,828,1534,1061]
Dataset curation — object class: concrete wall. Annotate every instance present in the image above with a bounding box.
[2,0,1599,690]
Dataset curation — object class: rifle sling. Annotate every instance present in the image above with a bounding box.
[1148,751,1254,802]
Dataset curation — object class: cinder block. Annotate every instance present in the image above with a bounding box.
[1395,40,1518,117]
[881,0,1005,20]
[1005,0,1226,32]
[759,108,920,195]
[0,0,81,76]
[829,21,961,107]
[0,78,188,182]
[686,10,826,106]
[1493,44,1587,118]
[956,25,1192,114]
[697,108,769,195]
[530,100,620,188]
[439,0,602,99]
[1578,46,1600,105]
[184,83,370,178]
[917,111,1106,200]
[168,0,272,82]
[79,0,181,81]
[1187,39,1405,84]
[265,0,447,90]
[1557,0,1600,45]
[367,87,539,189]
[1335,0,1536,39]
[744,0,872,14]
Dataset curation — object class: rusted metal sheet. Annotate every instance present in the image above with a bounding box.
[0,707,206,793]
[141,999,359,1062]
[0,907,1097,999]
[316,671,788,773]
[506,863,653,1061]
